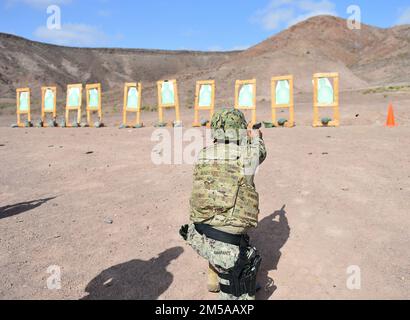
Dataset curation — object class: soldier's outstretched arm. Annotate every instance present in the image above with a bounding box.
[256,136,267,165]
[247,130,267,165]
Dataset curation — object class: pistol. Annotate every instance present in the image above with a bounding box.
[252,122,262,130]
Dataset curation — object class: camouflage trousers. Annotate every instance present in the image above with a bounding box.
[186,224,256,300]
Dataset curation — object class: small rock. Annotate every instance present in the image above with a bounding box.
[104,218,113,224]
[322,152,329,155]
[0,144,5,147]
[85,151,94,155]
[355,114,360,118]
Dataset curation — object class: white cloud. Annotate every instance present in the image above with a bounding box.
[97,9,111,17]
[5,0,72,9]
[397,7,410,25]
[207,44,250,52]
[252,0,337,31]
[207,45,224,51]
[34,23,109,47]
[230,45,250,51]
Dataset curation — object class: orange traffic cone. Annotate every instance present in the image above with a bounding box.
[386,104,397,127]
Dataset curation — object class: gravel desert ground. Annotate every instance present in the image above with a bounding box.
[1,90,409,300]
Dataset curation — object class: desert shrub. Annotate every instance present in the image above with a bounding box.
[363,85,410,94]
[141,105,158,112]
[0,103,14,110]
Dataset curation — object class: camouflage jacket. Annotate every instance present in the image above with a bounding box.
[190,137,267,235]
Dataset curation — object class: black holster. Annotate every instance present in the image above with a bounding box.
[218,236,262,297]
[189,223,262,297]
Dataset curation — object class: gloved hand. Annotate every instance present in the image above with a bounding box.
[179,224,189,241]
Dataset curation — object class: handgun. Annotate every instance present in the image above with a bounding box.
[252,122,262,130]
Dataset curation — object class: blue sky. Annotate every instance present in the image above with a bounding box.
[1,0,410,50]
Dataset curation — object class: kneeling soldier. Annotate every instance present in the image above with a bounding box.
[180,108,267,300]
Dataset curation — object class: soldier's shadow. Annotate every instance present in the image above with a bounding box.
[81,247,184,300]
[250,205,290,300]
[0,197,56,220]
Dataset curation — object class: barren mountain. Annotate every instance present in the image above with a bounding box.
[185,15,410,99]
[0,33,237,103]
[0,15,409,107]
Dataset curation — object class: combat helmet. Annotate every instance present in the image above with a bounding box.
[211,108,248,142]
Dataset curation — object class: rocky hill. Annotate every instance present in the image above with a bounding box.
[1,15,409,108]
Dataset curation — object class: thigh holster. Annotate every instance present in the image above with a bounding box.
[218,236,262,297]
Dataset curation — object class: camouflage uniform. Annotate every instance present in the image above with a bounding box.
[183,109,266,300]
[186,224,259,300]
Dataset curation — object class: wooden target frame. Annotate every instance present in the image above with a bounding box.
[86,83,102,127]
[16,88,31,127]
[313,73,340,127]
[157,79,181,125]
[235,79,257,127]
[271,75,295,127]
[65,84,83,127]
[41,86,57,127]
[123,82,143,127]
[192,80,215,127]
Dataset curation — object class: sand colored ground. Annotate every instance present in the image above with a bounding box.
[0,91,409,300]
